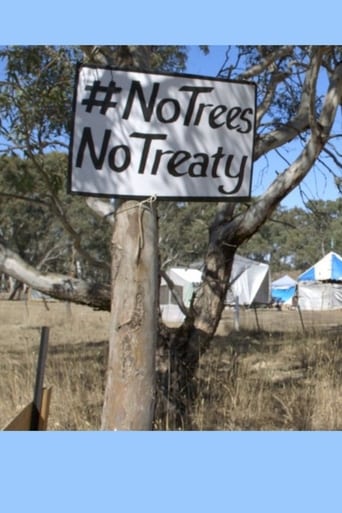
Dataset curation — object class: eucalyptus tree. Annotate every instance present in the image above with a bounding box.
[1,45,342,429]
[186,45,342,346]
[0,45,187,307]
[238,199,342,272]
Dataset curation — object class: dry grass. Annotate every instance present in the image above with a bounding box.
[188,329,342,431]
[0,299,109,430]
[0,340,108,430]
[1,299,342,430]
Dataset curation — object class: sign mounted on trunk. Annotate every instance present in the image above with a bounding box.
[69,64,256,201]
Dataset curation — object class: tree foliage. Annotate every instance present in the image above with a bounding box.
[239,198,342,271]
[1,45,341,292]
[0,50,341,303]
[0,45,189,291]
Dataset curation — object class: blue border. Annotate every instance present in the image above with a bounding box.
[1,432,341,512]
[1,1,341,44]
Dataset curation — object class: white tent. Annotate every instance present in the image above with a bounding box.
[225,255,271,307]
[297,251,342,282]
[297,251,342,310]
[160,256,271,323]
[160,267,202,323]
[271,274,297,304]
[297,282,342,310]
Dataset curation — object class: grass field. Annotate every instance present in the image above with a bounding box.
[1,298,341,430]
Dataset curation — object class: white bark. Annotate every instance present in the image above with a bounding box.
[101,200,159,430]
[237,62,342,240]
[188,60,342,342]
[255,48,326,159]
[85,197,115,224]
[0,242,110,310]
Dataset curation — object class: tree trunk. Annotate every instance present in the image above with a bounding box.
[101,200,159,430]
[156,209,238,429]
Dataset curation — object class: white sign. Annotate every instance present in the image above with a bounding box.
[69,65,256,200]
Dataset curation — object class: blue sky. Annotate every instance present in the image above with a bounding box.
[1,4,342,513]
[185,46,342,209]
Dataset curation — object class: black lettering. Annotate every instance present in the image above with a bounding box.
[226,107,242,130]
[179,86,214,126]
[130,132,167,174]
[211,146,225,177]
[167,151,191,176]
[156,98,181,123]
[193,103,213,126]
[219,155,248,195]
[208,105,227,129]
[75,127,111,169]
[238,108,253,134]
[122,80,160,121]
[188,153,209,177]
[150,149,173,175]
[108,145,130,172]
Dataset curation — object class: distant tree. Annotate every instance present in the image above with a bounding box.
[158,202,217,267]
[304,199,342,257]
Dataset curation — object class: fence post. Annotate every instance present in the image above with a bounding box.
[30,326,50,430]
[234,296,240,331]
[297,305,306,333]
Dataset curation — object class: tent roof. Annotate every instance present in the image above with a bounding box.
[272,274,297,288]
[163,256,271,306]
[163,268,202,287]
[297,251,342,282]
[228,255,270,305]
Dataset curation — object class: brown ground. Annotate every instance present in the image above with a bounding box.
[0,298,111,349]
[1,298,341,349]
[216,305,342,334]
[1,298,341,430]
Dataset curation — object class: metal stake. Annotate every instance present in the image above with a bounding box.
[30,326,50,430]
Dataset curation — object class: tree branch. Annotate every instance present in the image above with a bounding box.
[234,62,342,241]
[0,191,48,206]
[0,242,111,310]
[160,269,188,317]
[254,47,326,159]
[237,46,294,81]
[85,197,115,224]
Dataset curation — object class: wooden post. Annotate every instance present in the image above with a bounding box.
[297,304,306,333]
[253,306,261,331]
[101,199,159,430]
[3,387,52,431]
[38,386,52,430]
[234,296,240,331]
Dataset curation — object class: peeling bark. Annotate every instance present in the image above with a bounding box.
[0,242,110,310]
[159,60,342,428]
[101,200,159,430]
